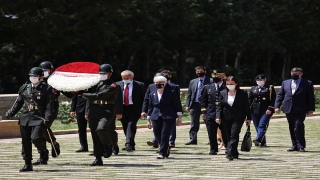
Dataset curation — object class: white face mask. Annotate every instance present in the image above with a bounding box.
[122,79,132,84]
[256,81,265,86]
[100,74,108,81]
[43,71,50,78]
[227,85,236,90]
[29,77,40,84]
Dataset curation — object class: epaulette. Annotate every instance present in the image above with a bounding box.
[18,82,29,94]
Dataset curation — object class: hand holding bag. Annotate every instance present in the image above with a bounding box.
[241,125,252,152]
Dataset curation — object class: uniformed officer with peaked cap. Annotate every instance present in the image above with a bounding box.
[248,74,276,147]
[200,69,227,155]
[6,67,54,172]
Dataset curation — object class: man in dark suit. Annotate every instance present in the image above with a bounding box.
[275,67,315,152]
[200,70,226,154]
[185,66,211,145]
[115,70,146,151]
[142,72,182,148]
[70,91,89,152]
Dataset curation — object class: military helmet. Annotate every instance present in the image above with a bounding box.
[255,74,266,80]
[99,64,113,73]
[39,61,54,70]
[29,67,44,76]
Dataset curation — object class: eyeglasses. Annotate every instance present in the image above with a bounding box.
[226,84,235,85]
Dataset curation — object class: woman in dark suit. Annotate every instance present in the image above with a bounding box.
[147,76,182,159]
[215,76,252,160]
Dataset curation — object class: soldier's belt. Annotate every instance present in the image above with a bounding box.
[92,100,114,105]
[25,105,40,111]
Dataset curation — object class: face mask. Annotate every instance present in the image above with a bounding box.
[155,84,165,89]
[291,74,299,80]
[256,81,265,86]
[100,74,108,81]
[122,79,132,84]
[197,72,205,77]
[227,85,236,90]
[213,77,221,83]
[43,71,50,78]
[29,77,40,84]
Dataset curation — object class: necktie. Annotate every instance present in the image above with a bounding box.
[198,79,203,100]
[124,83,129,105]
[292,82,296,94]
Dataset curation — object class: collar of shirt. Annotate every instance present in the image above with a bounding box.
[292,78,302,87]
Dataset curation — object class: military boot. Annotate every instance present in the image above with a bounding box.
[33,149,49,165]
[103,144,113,158]
[19,160,33,172]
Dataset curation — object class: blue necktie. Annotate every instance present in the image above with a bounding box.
[198,79,203,101]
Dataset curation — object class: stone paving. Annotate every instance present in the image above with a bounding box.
[0,116,320,180]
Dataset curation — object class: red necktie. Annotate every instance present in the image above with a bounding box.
[124,84,129,106]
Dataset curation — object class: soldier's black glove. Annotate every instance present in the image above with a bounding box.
[43,120,51,129]
[5,109,13,119]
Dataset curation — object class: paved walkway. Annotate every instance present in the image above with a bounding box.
[0,116,320,179]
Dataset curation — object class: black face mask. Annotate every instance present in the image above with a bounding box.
[197,72,205,77]
[213,77,221,83]
[156,84,165,89]
[291,74,299,80]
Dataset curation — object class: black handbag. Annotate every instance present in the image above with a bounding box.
[241,125,252,152]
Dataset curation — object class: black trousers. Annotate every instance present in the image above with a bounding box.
[76,111,88,149]
[120,105,140,147]
[205,118,219,152]
[189,102,201,140]
[286,110,306,149]
[223,119,244,157]
[20,125,46,161]
[108,117,118,148]
[89,117,113,157]
[152,117,175,157]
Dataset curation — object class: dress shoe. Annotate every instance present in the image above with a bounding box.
[226,155,234,160]
[76,147,89,152]
[90,158,103,166]
[19,165,33,172]
[260,144,267,148]
[33,149,49,165]
[169,144,175,148]
[126,146,133,152]
[147,141,159,148]
[52,142,60,158]
[298,148,306,152]
[33,158,48,165]
[252,140,260,146]
[157,155,165,159]
[209,151,217,155]
[103,145,113,158]
[287,147,298,152]
[233,155,239,159]
[113,145,119,155]
[185,140,197,145]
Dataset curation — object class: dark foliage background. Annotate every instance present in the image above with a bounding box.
[0,0,319,93]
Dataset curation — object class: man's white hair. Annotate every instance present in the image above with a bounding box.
[153,76,167,82]
[121,70,134,76]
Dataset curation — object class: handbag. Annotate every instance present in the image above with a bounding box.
[241,125,252,152]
